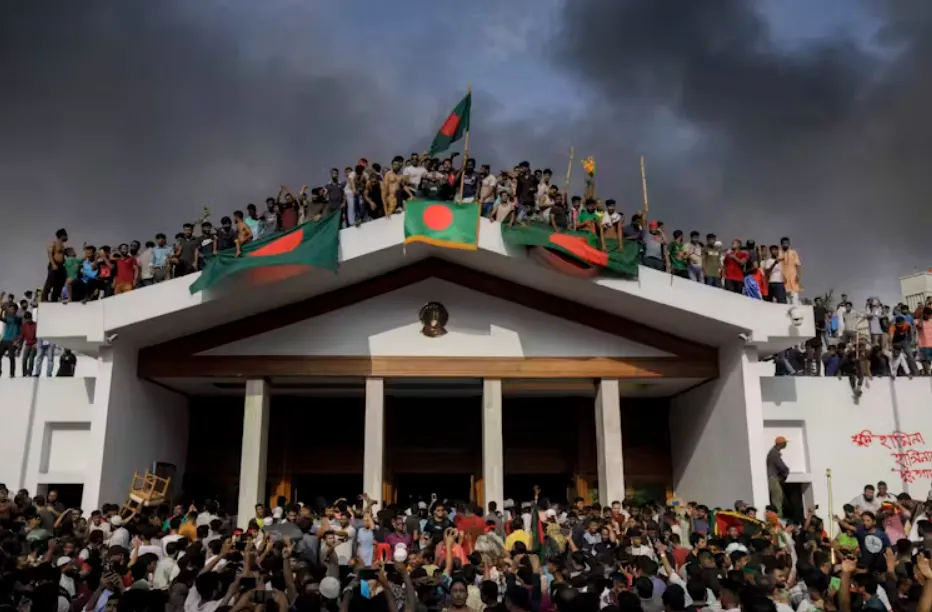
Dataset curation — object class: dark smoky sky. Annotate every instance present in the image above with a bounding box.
[1,0,930,305]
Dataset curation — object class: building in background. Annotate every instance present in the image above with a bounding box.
[901,269,932,310]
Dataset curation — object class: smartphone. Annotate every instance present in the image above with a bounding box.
[240,577,256,592]
[830,577,841,591]
[253,590,268,604]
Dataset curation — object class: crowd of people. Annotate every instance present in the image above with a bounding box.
[771,294,932,397]
[26,154,807,307]
[2,480,931,612]
[0,292,77,378]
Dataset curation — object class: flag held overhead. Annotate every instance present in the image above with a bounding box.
[427,92,471,157]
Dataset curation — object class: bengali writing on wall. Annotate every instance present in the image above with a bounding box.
[851,430,929,483]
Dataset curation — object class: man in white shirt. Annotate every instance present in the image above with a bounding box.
[849,484,882,514]
[108,516,130,550]
[403,154,427,194]
[763,244,786,304]
[196,500,219,527]
[876,481,897,504]
[479,164,498,217]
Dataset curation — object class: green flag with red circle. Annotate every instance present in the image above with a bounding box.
[404,199,480,250]
[427,92,471,157]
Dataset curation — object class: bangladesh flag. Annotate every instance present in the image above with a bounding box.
[427,92,471,157]
[404,199,480,250]
[189,212,341,294]
[500,222,639,278]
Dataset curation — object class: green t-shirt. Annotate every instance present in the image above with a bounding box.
[577,209,598,230]
[64,256,81,280]
[836,533,858,551]
[670,242,688,271]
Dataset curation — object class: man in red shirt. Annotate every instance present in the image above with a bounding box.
[453,504,487,555]
[19,311,38,376]
[723,239,748,294]
[113,246,139,294]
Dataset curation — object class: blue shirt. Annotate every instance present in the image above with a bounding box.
[357,527,374,566]
[81,259,98,280]
[823,353,841,376]
[1,315,22,342]
[152,246,172,267]
[245,217,260,240]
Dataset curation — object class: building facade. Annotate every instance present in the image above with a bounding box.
[3,217,929,520]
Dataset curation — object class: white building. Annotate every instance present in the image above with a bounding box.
[901,270,932,310]
[2,215,930,521]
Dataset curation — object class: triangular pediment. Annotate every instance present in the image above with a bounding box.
[199,278,674,359]
[137,258,717,380]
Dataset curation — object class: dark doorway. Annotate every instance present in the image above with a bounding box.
[504,474,575,506]
[292,474,363,510]
[782,482,808,524]
[43,484,84,511]
[395,474,472,506]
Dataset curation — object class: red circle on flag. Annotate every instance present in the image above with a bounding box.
[423,204,453,231]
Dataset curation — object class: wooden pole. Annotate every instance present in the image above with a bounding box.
[564,146,575,198]
[456,84,472,203]
[640,155,649,217]
[826,468,836,563]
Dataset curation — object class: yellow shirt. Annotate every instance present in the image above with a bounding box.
[178,521,197,542]
[504,529,531,551]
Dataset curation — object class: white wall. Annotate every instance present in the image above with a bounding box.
[762,377,932,516]
[203,278,673,358]
[83,344,189,510]
[669,342,769,509]
[0,377,95,493]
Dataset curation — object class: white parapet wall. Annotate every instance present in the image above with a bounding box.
[762,377,932,514]
[0,377,96,494]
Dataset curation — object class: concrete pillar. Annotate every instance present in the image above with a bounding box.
[237,379,270,529]
[482,379,504,512]
[595,379,624,507]
[363,378,385,503]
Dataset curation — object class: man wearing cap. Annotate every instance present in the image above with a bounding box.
[767,436,790,516]
[642,221,666,271]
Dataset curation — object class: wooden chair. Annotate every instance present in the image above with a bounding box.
[120,470,171,520]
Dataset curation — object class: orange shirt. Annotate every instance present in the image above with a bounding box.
[752,268,768,297]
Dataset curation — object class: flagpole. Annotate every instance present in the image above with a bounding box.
[640,155,649,217]
[564,146,574,203]
[456,84,472,203]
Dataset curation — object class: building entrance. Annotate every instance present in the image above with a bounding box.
[292,474,363,510]
[394,473,473,506]
[504,474,575,506]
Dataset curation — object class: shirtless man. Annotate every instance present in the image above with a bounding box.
[42,229,69,302]
[233,210,253,257]
[382,156,412,216]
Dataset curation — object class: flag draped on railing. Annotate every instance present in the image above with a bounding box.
[189,212,341,294]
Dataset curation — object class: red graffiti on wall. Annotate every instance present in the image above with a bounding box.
[851,430,929,484]
[850,430,924,449]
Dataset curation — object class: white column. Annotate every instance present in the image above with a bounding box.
[595,379,624,507]
[363,378,385,503]
[482,379,504,512]
[237,379,270,529]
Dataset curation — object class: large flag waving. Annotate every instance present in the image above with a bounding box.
[189,213,341,294]
[501,222,639,278]
[404,199,480,250]
[427,92,471,157]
